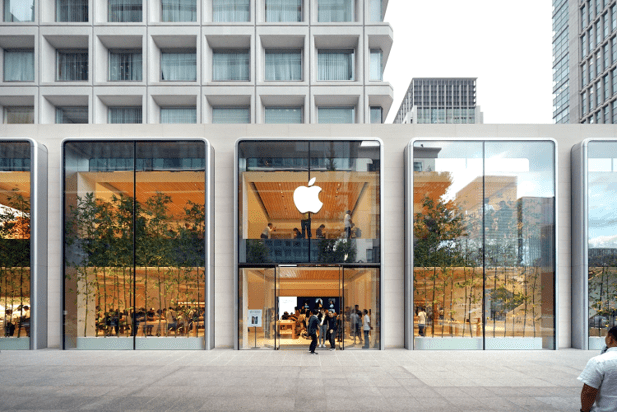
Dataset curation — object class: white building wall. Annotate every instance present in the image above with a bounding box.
[2,123,610,349]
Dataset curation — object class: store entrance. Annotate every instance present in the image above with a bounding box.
[238,265,380,350]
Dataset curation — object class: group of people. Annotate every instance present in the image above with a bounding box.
[95,305,204,337]
[2,306,30,337]
[307,308,339,354]
[260,210,362,241]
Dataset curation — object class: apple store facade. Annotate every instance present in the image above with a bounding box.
[4,125,617,351]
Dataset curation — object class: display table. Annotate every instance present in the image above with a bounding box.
[278,320,297,339]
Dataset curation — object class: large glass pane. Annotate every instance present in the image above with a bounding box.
[238,141,379,265]
[3,0,34,22]
[108,0,142,22]
[57,0,88,22]
[413,141,484,349]
[212,50,249,81]
[318,0,353,22]
[109,51,142,81]
[587,142,617,348]
[318,50,354,81]
[134,142,206,349]
[212,107,250,124]
[265,50,302,81]
[318,107,354,124]
[265,107,302,124]
[238,268,275,349]
[265,0,301,22]
[369,49,382,81]
[64,141,135,350]
[484,142,555,349]
[3,50,34,82]
[4,107,33,124]
[108,107,142,124]
[57,51,88,81]
[56,106,88,124]
[412,141,556,350]
[212,0,249,22]
[368,0,381,22]
[63,140,207,350]
[342,268,379,349]
[161,107,196,124]
[0,141,31,350]
[161,52,196,81]
[162,0,196,22]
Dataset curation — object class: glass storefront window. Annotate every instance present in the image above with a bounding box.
[411,140,556,350]
[0,141,31,349]
[237,140,380,265]
[236,140,382,350]
[586,141,617,348]
[63,140,212,350]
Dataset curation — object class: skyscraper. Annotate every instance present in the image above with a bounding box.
[0,0,393,124]
[392,78,483,124]
[552,0,617,124]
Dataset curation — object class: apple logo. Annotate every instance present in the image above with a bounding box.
[293,177,323,214]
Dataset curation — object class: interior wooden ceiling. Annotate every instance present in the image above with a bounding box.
[0,172,31,212]
[253,181,365,220]
[78,171,204,219]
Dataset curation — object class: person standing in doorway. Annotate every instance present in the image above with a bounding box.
[362,309,371,349]
[307,310,319,354]
[301,212,311,238]
[417,307,427,337]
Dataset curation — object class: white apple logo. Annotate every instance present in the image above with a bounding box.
[293,177,323,214]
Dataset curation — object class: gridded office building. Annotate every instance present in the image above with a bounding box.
[392,78,483,125]
[553,0,617,124]
[0,0,393,124]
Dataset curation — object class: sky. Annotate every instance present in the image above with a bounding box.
[383,1,554,124]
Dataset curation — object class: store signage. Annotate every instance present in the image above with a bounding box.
[248,310,262,327]
[293,177,323,214]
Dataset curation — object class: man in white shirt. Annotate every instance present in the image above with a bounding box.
[417,308,427,337]
[578,326,617,412]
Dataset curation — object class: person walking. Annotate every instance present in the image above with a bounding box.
[362,309,371,349]
[578,326,617,412]
[327,311,338,350]
[307,310,319,354]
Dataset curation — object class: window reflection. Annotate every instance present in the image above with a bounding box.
[63,141,207,349]
[587,142,617,346]
[0,142,31,349]
[413,141,555,349]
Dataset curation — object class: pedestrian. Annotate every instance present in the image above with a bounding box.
[327,311,338,350]
[362,309,371,349]
[307,310,319,354]
[318,308,327,348]
[417,307,427,337]
[578,326,617,412]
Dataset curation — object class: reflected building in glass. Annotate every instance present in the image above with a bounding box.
[235,139,382,350]
[62,139,214,350]
[572,139,617,349]
[405,140,556,350]
[0,139,47,350]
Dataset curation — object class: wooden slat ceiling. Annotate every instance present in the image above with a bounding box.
[254,181,364,220]
[77,171,204,219]
[0,173,31,212]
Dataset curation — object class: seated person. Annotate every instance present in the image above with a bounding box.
[316,224,326,239]
[288,308,300,321]
[293,228,303,239]
[281,311,290,320]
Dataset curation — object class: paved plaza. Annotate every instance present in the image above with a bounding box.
[0,348,597,411]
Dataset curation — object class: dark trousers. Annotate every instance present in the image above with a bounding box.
[363,330,370,348]
[329,330,336,348]
[418,325,425,336]
[301,219,311,238]
[309,333,317,353]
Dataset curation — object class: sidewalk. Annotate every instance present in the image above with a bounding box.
[0,348,595,411]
